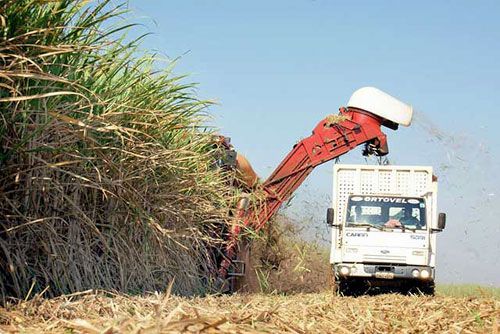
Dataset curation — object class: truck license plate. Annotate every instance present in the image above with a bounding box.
[375,272,395,279]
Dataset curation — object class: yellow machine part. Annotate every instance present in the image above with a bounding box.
[235,153,259,189]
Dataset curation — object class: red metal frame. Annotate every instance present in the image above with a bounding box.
[218,107,390,279]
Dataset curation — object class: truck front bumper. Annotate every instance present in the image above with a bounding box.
[334,263,435,281]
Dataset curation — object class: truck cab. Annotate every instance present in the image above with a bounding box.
[327,164,446,295]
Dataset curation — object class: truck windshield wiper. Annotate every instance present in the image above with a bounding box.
[397,223,417,232]
[350,223,383,231]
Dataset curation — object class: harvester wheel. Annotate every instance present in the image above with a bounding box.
[230,241,260,292]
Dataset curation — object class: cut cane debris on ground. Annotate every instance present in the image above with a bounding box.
[0,290,498,333]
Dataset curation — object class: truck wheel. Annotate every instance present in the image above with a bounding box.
[330,270,339,295]
[337,279,363,296]
[408,282,435,296]
[337,280,350,296]
[417,282,435,296]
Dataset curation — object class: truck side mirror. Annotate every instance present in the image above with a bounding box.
[437,213,446,230]
[326,208,335,226]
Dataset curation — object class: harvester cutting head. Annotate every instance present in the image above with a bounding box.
[345,87,413,156]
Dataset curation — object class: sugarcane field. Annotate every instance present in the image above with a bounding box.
[0,1,499,333]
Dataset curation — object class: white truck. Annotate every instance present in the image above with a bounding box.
[326,164,446,295]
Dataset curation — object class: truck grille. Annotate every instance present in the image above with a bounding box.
[363,254,406,263]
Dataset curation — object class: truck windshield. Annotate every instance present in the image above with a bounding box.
[345,195,427,230]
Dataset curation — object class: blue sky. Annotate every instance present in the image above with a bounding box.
[126,0,499,285]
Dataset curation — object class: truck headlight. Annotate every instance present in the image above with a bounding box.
[411,269,420,278]
[340,266,350,276]
[420,269,430,279]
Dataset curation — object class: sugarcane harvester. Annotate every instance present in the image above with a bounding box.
[217,87,414,291]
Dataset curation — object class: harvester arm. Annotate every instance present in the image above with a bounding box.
[218,87,413,280]
[254,108,389,228]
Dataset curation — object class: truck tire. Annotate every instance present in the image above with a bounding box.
[336,279,364,297]
[417,282,435,296]
[407,281,435,296]
[337,280,350,296]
